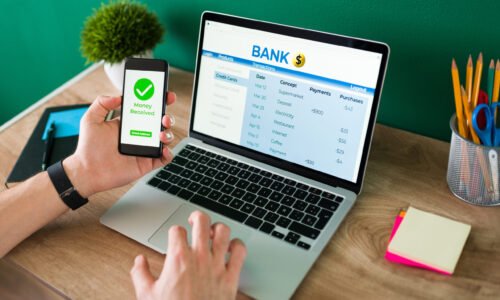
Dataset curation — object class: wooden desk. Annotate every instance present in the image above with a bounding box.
[1,65,499,299]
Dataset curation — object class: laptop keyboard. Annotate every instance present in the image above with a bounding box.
[147,144,344,250]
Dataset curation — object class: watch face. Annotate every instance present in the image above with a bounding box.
[62,187,89,210]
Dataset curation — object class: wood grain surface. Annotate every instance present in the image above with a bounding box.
[0,258,68,300]
[0,65,499,299]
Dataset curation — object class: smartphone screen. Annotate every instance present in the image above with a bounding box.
[119,58,168,157]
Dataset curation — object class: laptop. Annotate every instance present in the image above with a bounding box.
[101,12,389,299]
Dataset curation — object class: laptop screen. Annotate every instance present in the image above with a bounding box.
[191,13,388,190]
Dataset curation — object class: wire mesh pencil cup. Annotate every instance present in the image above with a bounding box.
[448,115,500,206]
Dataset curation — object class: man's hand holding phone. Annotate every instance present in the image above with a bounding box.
[119,58,169,157]
[63,92,176,199]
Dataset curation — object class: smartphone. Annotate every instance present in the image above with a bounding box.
[119,58,168,157]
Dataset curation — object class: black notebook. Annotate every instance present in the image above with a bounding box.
[5,104,90,187]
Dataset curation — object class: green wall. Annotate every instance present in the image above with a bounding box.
[0,0,97,126]
[1,0,499,141]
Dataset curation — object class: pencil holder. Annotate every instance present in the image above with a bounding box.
[447,115,500,206]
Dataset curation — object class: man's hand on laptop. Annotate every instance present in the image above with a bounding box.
[130,211,247,300]
[63,93,176,198]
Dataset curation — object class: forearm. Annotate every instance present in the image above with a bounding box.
[0,93,175,258]
[0,171,68,257]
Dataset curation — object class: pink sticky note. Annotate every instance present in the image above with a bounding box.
[385,213,451,275]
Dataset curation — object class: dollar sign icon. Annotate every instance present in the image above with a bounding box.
[293,52,306,67]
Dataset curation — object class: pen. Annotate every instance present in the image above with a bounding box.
[42,122,56,171]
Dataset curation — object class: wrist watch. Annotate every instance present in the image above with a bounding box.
[47,160,88,210]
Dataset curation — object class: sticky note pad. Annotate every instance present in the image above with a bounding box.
[387,207,471,274]
[385,210,449,274]
[42,107,88,140]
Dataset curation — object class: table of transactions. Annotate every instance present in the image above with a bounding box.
[215,68,373,182]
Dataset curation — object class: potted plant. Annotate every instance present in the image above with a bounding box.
[81,1,164,91]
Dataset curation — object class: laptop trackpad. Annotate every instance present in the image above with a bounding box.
[148,204,251,252]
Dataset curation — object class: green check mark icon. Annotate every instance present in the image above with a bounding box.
[134,78,155,101]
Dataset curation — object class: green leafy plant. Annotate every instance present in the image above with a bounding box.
[81,1,164,64]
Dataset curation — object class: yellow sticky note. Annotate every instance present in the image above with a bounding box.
[387,207,471,274]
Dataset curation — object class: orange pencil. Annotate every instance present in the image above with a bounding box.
[472,53,483,107]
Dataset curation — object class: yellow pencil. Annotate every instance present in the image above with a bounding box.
[461,86,479,143]
[456,84,472,191]
[459,132,471,193]
[493,59,500,103]
[472,53,483,107]
[452,59,467,137]
[466,55,473,103]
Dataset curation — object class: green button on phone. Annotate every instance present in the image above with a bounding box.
[130,129,152,137]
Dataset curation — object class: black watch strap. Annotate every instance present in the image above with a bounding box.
[47,160,88,210]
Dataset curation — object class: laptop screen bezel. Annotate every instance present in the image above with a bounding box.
[189,11,389,194]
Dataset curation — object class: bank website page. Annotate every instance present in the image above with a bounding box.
[193,21,383,182]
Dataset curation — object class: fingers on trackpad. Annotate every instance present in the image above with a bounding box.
[148,204,251,252]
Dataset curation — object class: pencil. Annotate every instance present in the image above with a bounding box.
[466,55,473,103]
[461,86,479,143]
[493,59,500,103]
[452,59,467,137]
[456,83,472,194]
[492,60,500,125]
[472,53,483,107]
[488,59,494,105]
[460,134,471,196]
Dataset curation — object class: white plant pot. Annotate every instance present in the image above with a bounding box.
[103,50,153,92]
